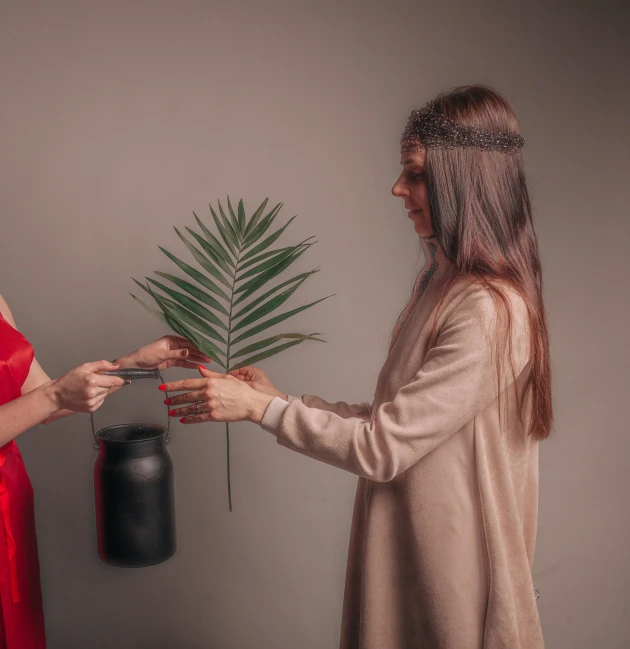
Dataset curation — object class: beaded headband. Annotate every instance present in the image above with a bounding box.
[400,100,525,153]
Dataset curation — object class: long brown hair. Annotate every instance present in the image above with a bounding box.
[425,85,552,440]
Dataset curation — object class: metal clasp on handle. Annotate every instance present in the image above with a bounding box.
[91,369,171,449]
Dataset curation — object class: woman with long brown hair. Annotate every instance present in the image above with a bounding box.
[162,85,552,649]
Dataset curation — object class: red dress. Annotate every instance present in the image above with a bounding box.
[0,313,46,648]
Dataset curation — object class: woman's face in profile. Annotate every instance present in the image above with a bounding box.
[392,148,434,238]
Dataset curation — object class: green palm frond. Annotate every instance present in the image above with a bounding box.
[132,198,332,511]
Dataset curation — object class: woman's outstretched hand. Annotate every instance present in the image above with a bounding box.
[161,366,274,425]
[46,360,126,413]
[228,366,287,400]
[117,335,213,371]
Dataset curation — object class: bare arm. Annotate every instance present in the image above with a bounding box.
[0,295,124,437]
[0,296,75,425]
[0,384,63,446]
[41,332,214,424]
[0,295,53,394]
[0,292,213,429]
[20,348,79,424]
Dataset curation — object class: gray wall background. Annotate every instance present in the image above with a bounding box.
[1,0,628,647]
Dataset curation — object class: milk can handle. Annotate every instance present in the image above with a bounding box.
[90,368,171,449]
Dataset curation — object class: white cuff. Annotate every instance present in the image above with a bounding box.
[287,394,301,403]
[261,397,290,436]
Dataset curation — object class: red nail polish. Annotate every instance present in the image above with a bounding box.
[179,418,186,423]
[163,398,171,405]
[158,384,167,391]
[168,410,176,416]
[199,364,206,370]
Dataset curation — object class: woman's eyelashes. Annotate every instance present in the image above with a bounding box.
[408,170,425,183]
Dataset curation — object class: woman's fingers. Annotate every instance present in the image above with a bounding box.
[88,380,127,400]
[160,370,225,394]
[164,390,206,407]
[165,336,213,361]
[189,351,213,362]
[87,396,107,412]
[184,352,209,361]
[169,401,207,418]
[166,335,191,347]
[169,355,212,369]
[179,412,214,424]
[92,374,126,389]
[85,359,120,373]
[229,367,251,378]
[168,360,209,370]
[159,378,207,393]
[93,386,117,398]
[197,367,224,379]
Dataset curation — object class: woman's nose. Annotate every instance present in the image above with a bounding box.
[391,179,408,198]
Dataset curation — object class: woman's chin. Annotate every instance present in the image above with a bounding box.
[413,222,434,238]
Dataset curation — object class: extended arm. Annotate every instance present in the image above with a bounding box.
[0,291,212,426]
[261,289,529,482]
[229,365,372,421]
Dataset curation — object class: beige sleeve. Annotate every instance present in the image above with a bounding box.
[262,288,530,482]
[284,394,372,420]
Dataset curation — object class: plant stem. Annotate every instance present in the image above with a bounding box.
[225,238,243,511]
[226,422,232,512]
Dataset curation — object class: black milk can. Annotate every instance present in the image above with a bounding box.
[92,369,176,567]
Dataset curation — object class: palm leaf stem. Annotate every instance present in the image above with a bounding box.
[223,242,246,512]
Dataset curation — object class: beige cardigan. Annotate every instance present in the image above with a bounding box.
[261,241,544,649]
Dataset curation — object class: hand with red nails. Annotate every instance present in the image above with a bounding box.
[161,366,274,425]
[37,336,212,426]
[113,335,213,371]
